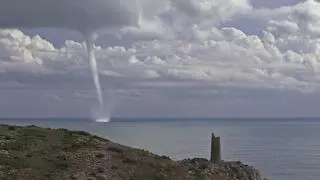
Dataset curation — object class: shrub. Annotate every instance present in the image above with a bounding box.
[8,126,16,131]
[95,153,105,158]
[122,158,136,164]
[107,146,123,154]
[160,155,170,160]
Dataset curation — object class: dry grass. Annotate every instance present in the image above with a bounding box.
[0,124,261,180]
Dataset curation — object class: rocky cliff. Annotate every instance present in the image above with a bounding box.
[0,124,266,180]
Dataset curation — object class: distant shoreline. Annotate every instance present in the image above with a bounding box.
[0,117,320,122]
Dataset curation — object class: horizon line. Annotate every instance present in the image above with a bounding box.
[0,117,320,120]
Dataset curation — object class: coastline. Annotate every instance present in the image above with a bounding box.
[0,124,266,180]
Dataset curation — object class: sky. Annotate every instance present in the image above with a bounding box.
[0,0,320,118]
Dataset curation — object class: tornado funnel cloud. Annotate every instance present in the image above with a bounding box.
[0,0,140,120]
[85,33,104,111]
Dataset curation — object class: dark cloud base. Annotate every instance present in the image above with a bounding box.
[0,0,137,32]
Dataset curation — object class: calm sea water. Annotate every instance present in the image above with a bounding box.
[1,118,320,180]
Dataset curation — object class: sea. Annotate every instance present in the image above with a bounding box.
[1,118,320,180]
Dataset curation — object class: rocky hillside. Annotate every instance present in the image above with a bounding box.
[0,124,266,180]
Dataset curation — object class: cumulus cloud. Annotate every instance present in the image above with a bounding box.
[170,0,251,21]
[1,0,320,116]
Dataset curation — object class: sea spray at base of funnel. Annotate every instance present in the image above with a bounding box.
[90,90,118,123]
[95,117,110,123]
[85,33,104,110]
[92,110,111,123]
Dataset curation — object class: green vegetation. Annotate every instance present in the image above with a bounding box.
[0,124,105,179]
[0,124,263,180]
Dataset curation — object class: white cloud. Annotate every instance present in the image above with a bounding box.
[1,0,320,116]
[170,0,252,22]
